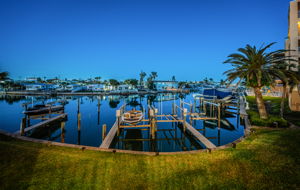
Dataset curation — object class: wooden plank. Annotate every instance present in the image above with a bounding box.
[119,124,151,128]
[15,114,67,134]
[239,96,248,116]
[156,120,182,123]
[99,121,118,148]
[192,117,218,120]
[183,121,216,149]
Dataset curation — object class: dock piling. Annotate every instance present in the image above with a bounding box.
[61,121,65,143]
[20,117,26,135]
[102,124,107,140]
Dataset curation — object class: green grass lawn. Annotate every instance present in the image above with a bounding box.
[246,96,300,127]
[1,128,300,190]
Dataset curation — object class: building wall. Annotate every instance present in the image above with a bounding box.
[286,0,300,111]
[289,87,300,111]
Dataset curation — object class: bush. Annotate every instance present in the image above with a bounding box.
[247,110,289,128]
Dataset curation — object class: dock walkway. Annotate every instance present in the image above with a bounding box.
[183,121,216,149]
[15,114,67,135]
[99,121,118,149]
[239,96,248,116]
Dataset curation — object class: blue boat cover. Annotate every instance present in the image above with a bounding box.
[203,89,232,99]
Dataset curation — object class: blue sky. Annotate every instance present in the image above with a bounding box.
[0,0,292,81]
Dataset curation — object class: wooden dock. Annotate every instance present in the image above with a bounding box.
[183,121,216,149]
[239,96,248,117]
[15,114,67,135]
[99,121,118,149]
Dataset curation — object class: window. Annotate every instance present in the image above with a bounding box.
[298,2,300,18]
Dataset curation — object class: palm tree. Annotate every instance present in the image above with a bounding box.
[139,71,146,86]
[109,79,119,89]
[0,72,9,81]
[150,72,158,80]
[220,79,226,86]
[271,61,300,118]
[223,43,292,119]
[95,76,101,81]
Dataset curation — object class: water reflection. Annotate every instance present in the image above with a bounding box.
[0,93,245,152]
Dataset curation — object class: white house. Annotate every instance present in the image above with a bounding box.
[114,85,137,93]
[65,84,86,92]
[86,84,105,92]
[24,83,48,91]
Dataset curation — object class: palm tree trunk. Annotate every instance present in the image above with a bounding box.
[280,85,287,118]
[254,87,268,119]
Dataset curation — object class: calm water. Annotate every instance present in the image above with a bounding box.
[0,93,245,152]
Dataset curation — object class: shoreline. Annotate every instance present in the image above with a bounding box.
[3,89,190,96]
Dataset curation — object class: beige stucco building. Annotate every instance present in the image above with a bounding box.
[285,0,300,111]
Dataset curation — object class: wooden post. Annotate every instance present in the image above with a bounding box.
[116,110,121,136]
[49,107,52,118]
[218,104,221,128]
[102,124,107,140]
[210,103,212,117]
[77,98,80,113]
[180,100,183,119]
[20,117,26,135]
[26,115,30,127]
[77,112,81,131]
[61,121,65,143]
[97,99,101,125]
[149,109,155,139]
[172,103,174,115]
[183,108,187,132]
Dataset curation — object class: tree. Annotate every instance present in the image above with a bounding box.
[223,43,292,119]
[95,76,101,84]
[0,72,9,81]
[146,76,155,90]
[178,81,186,88]
[150,72,158,80]
[220,79,226,86]
[270,59,300,118]
[139,71,146,86]
[124,79,138,88]
[109,79,120,89]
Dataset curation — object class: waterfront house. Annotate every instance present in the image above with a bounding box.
[104,85,114,91]
[87,84,105,92]
[109,84,138,93]
[25,77,39,83]
[65,84,86,92]
[153,81,178,91]
[24,83,49,91]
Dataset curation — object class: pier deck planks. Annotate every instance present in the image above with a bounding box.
[99,121,118,149]
[183,121,216,149]
[15,114,67,135]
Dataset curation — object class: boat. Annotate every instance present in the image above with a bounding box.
[121,109,144,124]
[203,88,233,99]
[23,105,64,115]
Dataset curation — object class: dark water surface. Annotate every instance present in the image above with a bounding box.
[0,93,245,152]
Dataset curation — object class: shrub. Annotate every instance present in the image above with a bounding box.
[247,110,289,128]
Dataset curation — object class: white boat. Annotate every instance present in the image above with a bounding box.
[121,109,144,124]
